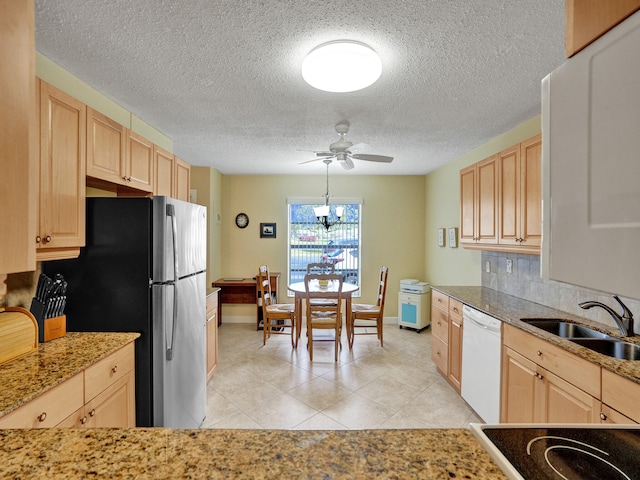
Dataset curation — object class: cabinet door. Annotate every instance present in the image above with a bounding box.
[539,366,600,424]
[459,164,476,244]
[602,368,640,423]
[86,107,126,184]
[175,156,191,202]
[447,314,463,394]
[38,81,86,258]
[154,146,175,197]
[501,346,537,423]
[0,0,36,274]
[498,144,520,246]
[206,292,218,381]
[600,404,638,424]
[84,370,136,428]
[476,155,498,244]
[127,130,154,193]
[519,134,542,248]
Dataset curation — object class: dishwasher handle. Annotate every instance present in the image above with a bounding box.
[463,305,502,333]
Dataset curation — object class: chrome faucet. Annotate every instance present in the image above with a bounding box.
[579,295,635,337]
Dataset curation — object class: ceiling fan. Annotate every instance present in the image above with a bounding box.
[300,122,393,170]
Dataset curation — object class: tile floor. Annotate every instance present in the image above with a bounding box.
[203,323,482,430]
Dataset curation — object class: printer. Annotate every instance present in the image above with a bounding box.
[399,279,430,294]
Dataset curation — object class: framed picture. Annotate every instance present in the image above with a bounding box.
[437,228,446,247]
[448,227,458,248]
[260,223,276,238]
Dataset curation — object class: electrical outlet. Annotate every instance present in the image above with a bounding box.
[485,261,491,273]
[506,259,513,274]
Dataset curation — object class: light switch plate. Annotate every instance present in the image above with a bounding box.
[506,259,513,274]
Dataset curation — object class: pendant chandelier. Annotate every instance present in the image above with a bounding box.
[314,160,343,231]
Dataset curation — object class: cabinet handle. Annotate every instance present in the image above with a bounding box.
[536,350,542,356]
[45,235,52,243]
[37,412,47,422]
[80,416,88,425]
[600,412,607,421]
[89,409,96,417]
[535,372,544,380]
[36,235,41,244]
[111,365,118,374]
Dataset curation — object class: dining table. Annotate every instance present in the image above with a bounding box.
[287,280,359,341]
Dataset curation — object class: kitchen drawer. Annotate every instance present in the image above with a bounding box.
[449,298,463,319]
[602,369,640,423]
[431,306,449,342]
[0,373,83,428]
[206,292,218,314]
[503,324,600,397]
[84,342,134,403]
[432,334,448,374]
[431,290,449,312]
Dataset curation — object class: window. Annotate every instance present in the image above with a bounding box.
[287,199,361,296]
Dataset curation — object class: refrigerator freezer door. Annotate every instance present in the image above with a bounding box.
[153,197,207,282]
[152,273,206,428]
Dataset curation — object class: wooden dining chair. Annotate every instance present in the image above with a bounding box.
[349,266,389,348]
[304,273,343,361]
[306,263,338,306]
[258,265,296,347]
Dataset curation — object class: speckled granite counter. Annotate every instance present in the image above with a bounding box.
[432,286,640,384]
[0,332,139,418]
[0,427,506,479]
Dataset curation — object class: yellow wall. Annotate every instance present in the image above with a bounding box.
[423,116,542,286]
[215,174,425,321]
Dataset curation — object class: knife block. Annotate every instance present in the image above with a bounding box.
[29,298,66,343]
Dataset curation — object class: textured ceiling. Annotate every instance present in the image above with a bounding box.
[35,0,566,175]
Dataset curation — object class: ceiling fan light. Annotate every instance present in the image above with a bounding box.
[302,41,382,93]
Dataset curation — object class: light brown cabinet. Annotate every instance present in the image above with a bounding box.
[0,342,136,429]
[37,80,86,261]
[0,0,37,275]
[126,130,155,193]
[206,291,219,381]
[175,156,191,202]
[565,0,640,57]
[430,290,463,394]
[502,324,601,424]
[497,134,542,251]
[461,134,542,254]
[460,155,498,246]
[154,146,175,197]
[602,368,640,424]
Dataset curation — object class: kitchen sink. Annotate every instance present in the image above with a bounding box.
[571,338,640,360]
[521,318,640,360]
[521,319,610,339]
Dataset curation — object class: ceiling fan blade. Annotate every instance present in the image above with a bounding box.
[351,153,394,163]
[315,151,333,157]
[298,156,332,165]
[340,158,354,170]
[347,143,370,154]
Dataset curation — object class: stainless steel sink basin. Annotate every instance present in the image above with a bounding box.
[521,319,610,339]
[571,338,640,360]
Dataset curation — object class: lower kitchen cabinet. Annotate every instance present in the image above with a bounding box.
[430,290,463,394]
[602,368,640,424]
[0,342,136,429]
[447,299,463,393]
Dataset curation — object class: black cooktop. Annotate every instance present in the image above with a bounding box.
[478,426,640,480]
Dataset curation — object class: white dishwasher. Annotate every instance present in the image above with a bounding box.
[461,305,502,424]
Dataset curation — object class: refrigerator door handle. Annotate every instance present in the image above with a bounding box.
[166,204,179,361]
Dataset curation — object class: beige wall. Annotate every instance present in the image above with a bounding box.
[424,116,542,287]
[216,175,425,321]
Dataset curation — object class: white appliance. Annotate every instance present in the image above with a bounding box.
[398,280,431,331]
[461,305,502,424]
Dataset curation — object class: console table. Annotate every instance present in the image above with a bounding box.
[212,273,280,329]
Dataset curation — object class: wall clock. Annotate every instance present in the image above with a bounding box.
[235,213,249,229]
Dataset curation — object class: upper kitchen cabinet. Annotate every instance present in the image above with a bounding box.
[37,80,86,261]
[565,0,640,57]
[0,0,37,275]
[497,134,542,252]
[175,156,191,202]
[87,108,154,195]
[542,11,640,300]
[460,155,498,247]
[154,146,174,197]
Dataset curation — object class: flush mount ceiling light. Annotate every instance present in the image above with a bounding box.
[302,41,382,93]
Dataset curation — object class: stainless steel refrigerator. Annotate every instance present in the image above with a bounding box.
[43,196,207,428]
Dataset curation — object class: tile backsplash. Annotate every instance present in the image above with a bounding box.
[481,251,640,334]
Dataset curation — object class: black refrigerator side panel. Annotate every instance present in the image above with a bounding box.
[43,197,154,426]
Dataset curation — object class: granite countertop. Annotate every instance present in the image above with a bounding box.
[432,286,640,384]
[0,427,506,479]
[0,332,139,418]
